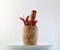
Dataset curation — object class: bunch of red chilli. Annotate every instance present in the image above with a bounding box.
[19,16,38,26]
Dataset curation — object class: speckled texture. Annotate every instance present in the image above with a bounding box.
[23,26,38,45]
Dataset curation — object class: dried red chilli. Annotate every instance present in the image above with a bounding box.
[20,16,29,25]
[30,20,38,26]
[33,20,38,26]
[20,17,24,22]
[25,16,29,25]
[19,16,38,26]
[25,16,29,21]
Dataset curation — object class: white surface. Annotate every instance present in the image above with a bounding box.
[0,45,60,50]
[0,44,52,50]
[0,0,60,46]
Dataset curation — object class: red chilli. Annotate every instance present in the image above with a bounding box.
[19,16,38,26]
[33,20,38,26]
[19,16,29,25]
[19,17,24,22]
[25,16,29,25]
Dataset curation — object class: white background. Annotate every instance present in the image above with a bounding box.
[0,0,60,46]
